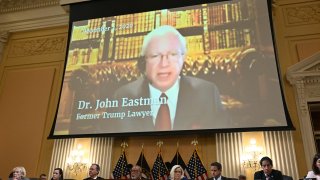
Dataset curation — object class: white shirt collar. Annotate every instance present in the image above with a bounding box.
[149,77,180,128]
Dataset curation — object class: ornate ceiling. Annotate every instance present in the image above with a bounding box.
[0,0,59,14]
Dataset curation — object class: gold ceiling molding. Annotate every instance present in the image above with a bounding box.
[8,36,66,57]
[285,2,320,25]
[0,0,59,14]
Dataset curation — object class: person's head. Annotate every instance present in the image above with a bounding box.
[312,153,320,174]
[39,173,47,180]
[88,164,100,178]
[238,174,246,180]
[12,166,26,180]
[210,162,222,178]
[51,168,63,180]
[169,165,184,180]
[130,165,142,179]
[140,25,187,92]
[259,156,273,175]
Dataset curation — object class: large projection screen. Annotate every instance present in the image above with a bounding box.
[50,0,293,137]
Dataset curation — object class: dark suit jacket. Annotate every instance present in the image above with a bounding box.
[113,76,229,132]
[83,176,105,180]
[207,176,229,180]
[254,169,283,180]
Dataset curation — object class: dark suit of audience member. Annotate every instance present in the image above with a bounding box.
[254,156,283,180]
[114,25,229,133]
[209,162,229,180]
[130,165,147,180]
[84,164,105,180]
[254,169,283,180]
[282,175,293,180]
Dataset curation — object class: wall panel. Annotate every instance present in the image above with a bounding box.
[0,26,67,179]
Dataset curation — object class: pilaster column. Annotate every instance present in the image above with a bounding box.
[0,31,9,63]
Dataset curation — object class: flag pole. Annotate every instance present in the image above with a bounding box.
[156,140,163,180]
[176,141,179,165]
[121,141,128,178]
[140,143,144,168]
[191,139,198,179]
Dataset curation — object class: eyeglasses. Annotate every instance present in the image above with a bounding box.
[174,170,182,173]
[145,51,184,63]
[261,164,271,167]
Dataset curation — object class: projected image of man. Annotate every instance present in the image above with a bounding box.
[115,25,229,132]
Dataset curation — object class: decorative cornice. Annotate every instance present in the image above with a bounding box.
[286,51,320,84]
[0,0,60,14]
[305,76,320,84]
[0,31,8,43]
[8,36,67,57]
[306,63,320,71]
[0,5,68,33]
[284,2,320,25]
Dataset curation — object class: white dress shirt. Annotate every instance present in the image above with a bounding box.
[149,77,180,128]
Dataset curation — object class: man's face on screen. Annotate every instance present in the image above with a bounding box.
[145,33,184,92]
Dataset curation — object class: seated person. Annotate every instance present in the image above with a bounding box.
[254,156,283,180]
[50,168,63,180]
[130,165,146,180]
[84,164,105,180]
[208,162,229,180]
[10,166,30,180]
[169,165,186,180]
[39,174,47,180]
[306,153,320,180]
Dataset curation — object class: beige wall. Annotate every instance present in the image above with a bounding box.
[0,0,320,179]
[0,26,68,179]
[272,0,320,176]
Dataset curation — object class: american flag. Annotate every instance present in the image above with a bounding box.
[151,153,169,180]
[136,151,151,179]
[186,150,207,180]
[112,152,130,179]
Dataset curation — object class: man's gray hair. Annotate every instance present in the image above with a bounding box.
[140,25,187,56]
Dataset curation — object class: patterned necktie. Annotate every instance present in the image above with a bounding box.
[155,93,171,130]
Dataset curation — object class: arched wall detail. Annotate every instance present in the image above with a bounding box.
[287,52,320,170]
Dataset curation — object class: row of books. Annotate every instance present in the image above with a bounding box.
[70,2,251,42]
[113,36,144,60]
[68,28,252,63]
[71,19,105,41]
[112,35,205,60]
[115,12,155,35]
[68,30,251,64]
[185,35,204,54]
[209,28,252,50]
[207,2,248,25]
[67,48,99,67]
[167,9,203,28]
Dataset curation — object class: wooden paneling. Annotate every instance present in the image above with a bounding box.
[0,26,67,179]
